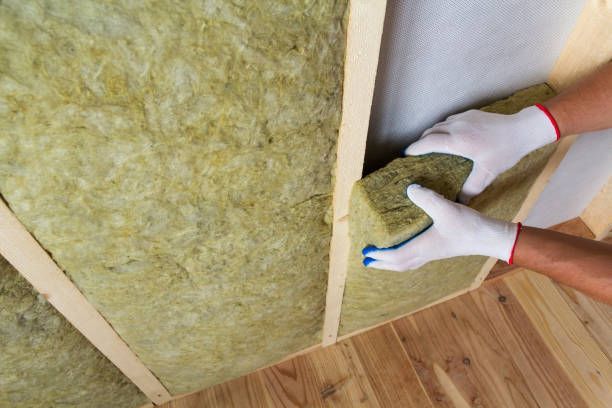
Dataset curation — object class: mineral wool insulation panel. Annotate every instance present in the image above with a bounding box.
[340,84,557,336]
[0,1,347,393]
[0,256,146,408]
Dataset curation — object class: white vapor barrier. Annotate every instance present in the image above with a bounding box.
[366,0,586,172]
[525,130,612,228]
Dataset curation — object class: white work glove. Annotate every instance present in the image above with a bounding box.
[405,105,559,203]
[362,184,521,271]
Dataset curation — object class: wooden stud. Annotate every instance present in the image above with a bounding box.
[322,0,388,346]
[547,0,612,92]
[581,177,612,240]
[0,200,171,404]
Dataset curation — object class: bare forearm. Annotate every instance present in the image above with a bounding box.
[544,61,612,137]
[514,226,612,304]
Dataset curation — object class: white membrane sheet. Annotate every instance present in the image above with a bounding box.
[366,0,586,173]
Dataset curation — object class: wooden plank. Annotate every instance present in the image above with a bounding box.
[471,279,588,407]
[392,294,539,407]
[322,0,388,346]
[505,270,612,407]
[0,200,171,404]
[555,283,612,360]
[259,338,380,407]
[485,216,596,282]
[547,0,612,91]
[166,372,272,408]
[348,325,432,407]
[301,341,380,407]
[581,177,612,240]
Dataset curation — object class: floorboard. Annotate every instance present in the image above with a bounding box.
[555,283,612,360]
[392,294,538,407]
[505,270,612,407]
[471,280,587,407]
[348,325,431,407]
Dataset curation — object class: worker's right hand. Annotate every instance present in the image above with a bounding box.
[405,105,559,203]
[362,184,521,271]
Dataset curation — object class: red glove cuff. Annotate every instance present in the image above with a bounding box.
[507,222,522,265]
[535,104,561,141]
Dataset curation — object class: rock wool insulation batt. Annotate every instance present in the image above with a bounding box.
[0,256,146,407]
[0,0,347,393]
[352,154,472,249]
[340,84,557,336]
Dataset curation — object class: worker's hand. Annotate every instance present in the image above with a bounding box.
[362,184,520,271]
[405,106,559,203]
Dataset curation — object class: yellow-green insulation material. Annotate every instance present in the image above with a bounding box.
[339,84,557,335]
[0,256,146,408]
[352,153,473,248]
[0,0,347,393]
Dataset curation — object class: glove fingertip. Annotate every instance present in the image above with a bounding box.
[362,245,378,256]
[404,143,429,156]
[406,183,422,197]
[363,257,375,267]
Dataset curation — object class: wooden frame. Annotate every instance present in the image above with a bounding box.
[0,200,172,405]
[322,0,388,346]
[323,0,612,345]
[0,0,609,402]
[581,177,612,240]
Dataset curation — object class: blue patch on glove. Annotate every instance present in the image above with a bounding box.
[363,257,375,266]
[361,224,433,262]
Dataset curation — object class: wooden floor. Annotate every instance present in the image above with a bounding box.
[161,223,612,407]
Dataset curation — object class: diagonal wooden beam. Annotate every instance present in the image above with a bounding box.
[0,199,171,404]
[581,177,612,240]
[322,0,388,346]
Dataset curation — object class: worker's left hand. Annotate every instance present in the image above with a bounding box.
[362,184,520,271]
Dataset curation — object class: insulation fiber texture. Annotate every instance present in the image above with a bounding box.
[353,154,472,248]
[340,84,557,335]
[0,0,347,393]
[0,256,146,408]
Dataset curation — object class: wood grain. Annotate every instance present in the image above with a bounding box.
[393,294,539,407]
[166,373,272,408]
[0,200,170,404]
[259,339,379,407]
[349,325,432,407]
[323,0,388,346]
[472,280,587,407]
[547,0,612,91]
[581,177,612,240]
[505,270,612,407]
[555,283,612,360]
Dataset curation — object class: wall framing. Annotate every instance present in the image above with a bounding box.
[322,0,388,346]
[0,0,609,401]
